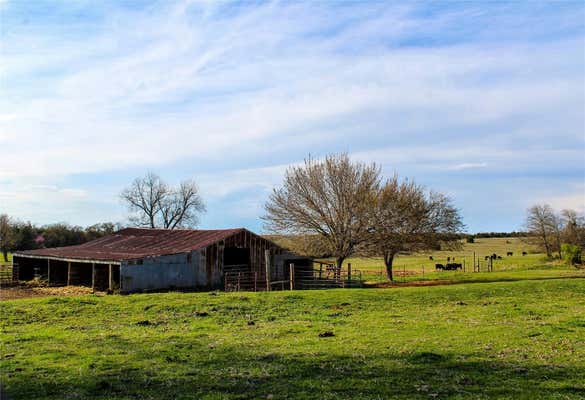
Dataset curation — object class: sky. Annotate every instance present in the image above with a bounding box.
[0,0,584,233]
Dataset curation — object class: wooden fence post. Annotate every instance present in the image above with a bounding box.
[289,263,294,291]
[108,264,113,291]
[347,263,352,284]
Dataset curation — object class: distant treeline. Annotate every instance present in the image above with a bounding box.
[465,232,527,238]
[1,220,121,257]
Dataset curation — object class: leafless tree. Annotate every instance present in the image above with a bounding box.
[561,209,585,248]
[121,172,205,229]
[363,177,463,281]
[525,204,558,258]
[0,214,15,261]
[159,180,206,229]
[263,154,380,268]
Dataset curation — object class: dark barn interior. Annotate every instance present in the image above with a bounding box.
[13,255,120,290]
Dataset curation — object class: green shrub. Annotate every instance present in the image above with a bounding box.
[561,243,582,266]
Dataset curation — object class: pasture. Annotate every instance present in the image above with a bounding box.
[1,278,585,399]
[326,237,583,284]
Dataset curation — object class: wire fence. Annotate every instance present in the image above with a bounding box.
[0,265,16,286]
[225,263,363,292]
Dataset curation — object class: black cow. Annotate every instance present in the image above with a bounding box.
[522,251,527,256]
[507,252,513,256]
[445,263,462,271]
[497,256,502,260]
[447,256,451,262]
[484,256,490,260]
[429,256,434,261]
[435,264,444,270]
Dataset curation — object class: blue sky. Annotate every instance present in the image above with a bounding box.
[0,0,584,233]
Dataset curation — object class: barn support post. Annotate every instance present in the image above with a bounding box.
[289,263,295,291]
[319,263,323,279]
[47,259,51,285]
[91,263,96,291]
[67,262,72,286]
[108,264,113,291]
[264,250,271,291]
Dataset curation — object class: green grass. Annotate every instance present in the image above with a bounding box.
[2,278,585,399]
[0,252,11,265]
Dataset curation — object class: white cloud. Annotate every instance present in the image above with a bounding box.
[542,187,585,213]
[446,163,487,171]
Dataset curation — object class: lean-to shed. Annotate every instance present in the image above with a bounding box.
[12,228,310,292]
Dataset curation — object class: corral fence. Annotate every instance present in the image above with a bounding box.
[0,264,18,286]
[224,261,363,292]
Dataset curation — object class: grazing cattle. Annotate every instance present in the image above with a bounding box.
[435,264,444,270]
[507,252,513,256]
[497,256,502,260]
[445,263,462,271]
[522,251,527,256]
[429,256,434,261]
[490,253,497,260]
[484,256,490,260]
[447,256,451,262]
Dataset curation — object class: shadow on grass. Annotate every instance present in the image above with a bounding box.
[4,343,585,400]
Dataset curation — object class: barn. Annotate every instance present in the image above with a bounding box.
[12,228,311,293]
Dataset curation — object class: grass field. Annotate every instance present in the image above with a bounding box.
[318,237,584,284]
[1,278,585,399]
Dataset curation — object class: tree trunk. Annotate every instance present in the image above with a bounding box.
[2,249,7,262]
[384,252,395,282]
[541,228,552,258]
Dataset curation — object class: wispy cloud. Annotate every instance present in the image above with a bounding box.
[446,163,488,171]
[0,1,583,230]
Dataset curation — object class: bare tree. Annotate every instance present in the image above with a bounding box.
[121,173,205,229]
[0,214,15,261]
[159,180,206,229]
[525,204,558,258]
[364,177,463,281]
[263,154,380,268]
[561,209,585,248]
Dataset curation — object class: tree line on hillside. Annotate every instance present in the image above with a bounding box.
[0,217,120,262]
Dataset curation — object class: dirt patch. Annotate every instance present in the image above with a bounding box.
[0,284,100,301]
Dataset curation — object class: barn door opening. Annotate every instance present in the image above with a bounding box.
[223,247,259,291]
[223,247,250,271]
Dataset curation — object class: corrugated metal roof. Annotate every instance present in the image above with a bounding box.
[14,227,246,262]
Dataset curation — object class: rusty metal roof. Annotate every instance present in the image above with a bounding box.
[14,227,246,262]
